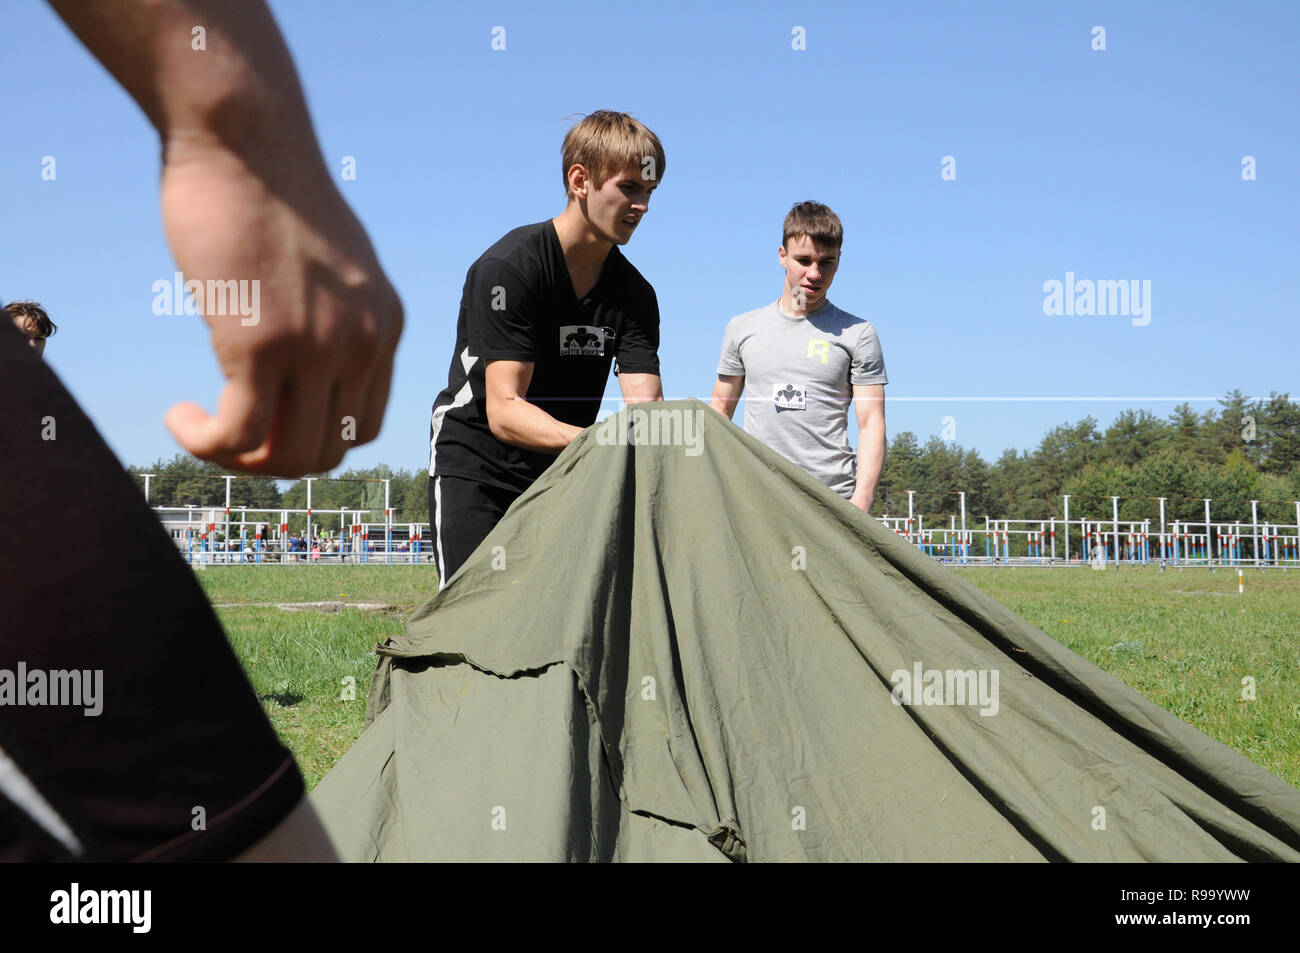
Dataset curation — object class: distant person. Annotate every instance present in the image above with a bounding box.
[3,0,402,862]
[426,110,666,587]
[709,202,887,512]
[3,300,57,358]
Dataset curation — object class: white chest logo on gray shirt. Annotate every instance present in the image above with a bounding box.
[773,383,807,411]
[560,326,612,356]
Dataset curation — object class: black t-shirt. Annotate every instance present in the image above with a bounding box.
[429,220,661,493]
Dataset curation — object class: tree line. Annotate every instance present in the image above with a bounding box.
[127,459,431,531]
[876,390,1300,526]
[129,389,1300,530]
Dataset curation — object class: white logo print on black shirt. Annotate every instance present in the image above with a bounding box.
[560,326,612,356]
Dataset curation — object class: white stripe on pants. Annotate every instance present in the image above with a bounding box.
[434,475,447,590]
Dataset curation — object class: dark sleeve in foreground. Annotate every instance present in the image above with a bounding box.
[0,324,302,862]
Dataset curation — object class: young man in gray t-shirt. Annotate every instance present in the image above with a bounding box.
[709,202,887,510]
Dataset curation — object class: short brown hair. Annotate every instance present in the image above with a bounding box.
[3,300,57,339]
[782,202,843,250]
[561,110,666,197]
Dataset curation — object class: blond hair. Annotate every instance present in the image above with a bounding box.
[561,110,666,197]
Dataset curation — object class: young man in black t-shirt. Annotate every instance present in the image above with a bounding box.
[427,111,666,586]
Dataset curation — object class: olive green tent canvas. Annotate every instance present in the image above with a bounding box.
[312,400,1300,861]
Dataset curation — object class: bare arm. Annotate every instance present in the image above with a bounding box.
[851,384,886,512]
[47,0,308,149]
[484,360,584,453]
[47,0,403,478]
[618,373,664,404]
[44,0,400,863]
[710,374,745,420]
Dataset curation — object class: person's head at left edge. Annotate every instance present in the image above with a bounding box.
[4,300,57,358]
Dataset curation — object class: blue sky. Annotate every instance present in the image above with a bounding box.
[5,0,1297,481]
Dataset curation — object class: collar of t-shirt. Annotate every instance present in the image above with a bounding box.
[548,219,620,302]
[775,298,835,321]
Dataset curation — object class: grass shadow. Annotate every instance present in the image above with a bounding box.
[260,689,304,707]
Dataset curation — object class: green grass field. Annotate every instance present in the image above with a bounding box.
[197,563,1300,791]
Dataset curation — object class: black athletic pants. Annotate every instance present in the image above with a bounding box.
[427,474,520,587]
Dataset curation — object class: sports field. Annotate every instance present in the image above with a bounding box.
[198,565,1300,791]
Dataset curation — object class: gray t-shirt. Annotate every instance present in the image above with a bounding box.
[717,299,887,497]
